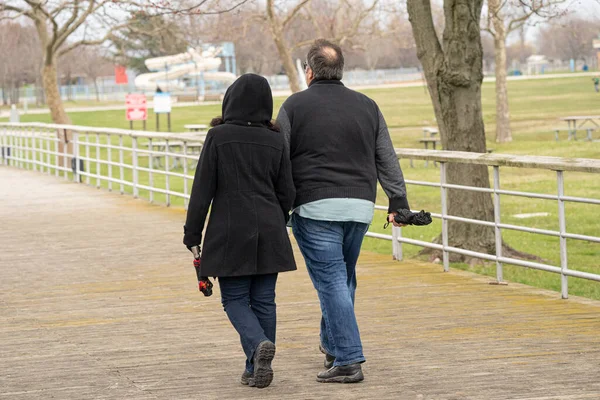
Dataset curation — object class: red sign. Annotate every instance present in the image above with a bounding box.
[115,65,128,84]
[126,94,147,121]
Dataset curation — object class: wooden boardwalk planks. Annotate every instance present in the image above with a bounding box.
[1,167,599,400]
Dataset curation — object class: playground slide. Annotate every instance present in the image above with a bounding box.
[135,47,236,91]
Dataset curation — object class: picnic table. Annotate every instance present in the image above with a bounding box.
[184,124,208,132]
[148,140,203,169]
[559,116,600,140]
[423,127,438,138]
[417,138,440,167]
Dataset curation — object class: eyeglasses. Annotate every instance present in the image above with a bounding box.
[302,61,309,71]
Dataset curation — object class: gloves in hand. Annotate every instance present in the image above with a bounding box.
[384,209,432,228]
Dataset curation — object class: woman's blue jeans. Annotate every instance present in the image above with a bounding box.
[291,213,368,367]
[219,273,278,372]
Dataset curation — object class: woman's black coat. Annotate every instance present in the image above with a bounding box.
[183,74,297,277]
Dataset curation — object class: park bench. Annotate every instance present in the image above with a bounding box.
[139,141,203,169]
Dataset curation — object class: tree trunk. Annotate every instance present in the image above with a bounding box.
[272,35,301,93]
[42,62,71,124]
[408,0,496,262]
[93,78,100,102]
[490,0,512,143]
[266,0,301,93]
[42,61,72,169]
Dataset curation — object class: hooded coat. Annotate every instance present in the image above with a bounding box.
[183,74,297,277]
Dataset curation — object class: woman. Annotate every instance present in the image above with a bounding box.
[183,74,296,389]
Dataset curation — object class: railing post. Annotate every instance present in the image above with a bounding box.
[440,162,449,272]
[183,141,188,209]
[73,132,80,183]
[132,136,139,198]
[45,131,51,174]
[96,133,100,189]
[392,225,403,261]
[557,170,568,299]
[20,128,25,169]
[119,135,124,194]
[62,129,67,181]
[1,126,6,166]
[24,128,28,169]
[11,127,16,167]
[32,128,38,172]
[54,133,59,177]
[85,132,90,185]
[165,140,170,206]
[149,138,154,203]
[107,134,113,192]
[493,166,504,283]
[24,127,30,170]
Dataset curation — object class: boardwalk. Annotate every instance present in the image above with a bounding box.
[1,167,600,400]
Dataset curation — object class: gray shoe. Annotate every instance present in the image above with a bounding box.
[316,363,364,383]
[241,370,253,386]
[319,344,335,369]
[248,341,276,388]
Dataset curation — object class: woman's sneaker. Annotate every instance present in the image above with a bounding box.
[319,344,335,369]
[248,340,276,388]
[241,370,253,386]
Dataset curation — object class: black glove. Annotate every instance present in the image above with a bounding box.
[384,209,432,228]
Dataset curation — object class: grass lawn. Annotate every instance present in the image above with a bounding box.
[0,99,125,111]
[3,76,600,299]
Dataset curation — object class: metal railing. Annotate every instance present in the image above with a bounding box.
[1,123,599,299]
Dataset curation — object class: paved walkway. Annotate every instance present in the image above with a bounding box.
[1,167,600,400]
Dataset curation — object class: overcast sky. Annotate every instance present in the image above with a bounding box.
[571,0,600,16]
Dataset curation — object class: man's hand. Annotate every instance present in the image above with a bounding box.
[388,213,407,228]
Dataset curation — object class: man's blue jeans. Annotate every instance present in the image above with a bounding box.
[219,273,278,372]
[291,213,368,366]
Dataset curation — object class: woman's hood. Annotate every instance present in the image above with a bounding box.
[222,73,273,126]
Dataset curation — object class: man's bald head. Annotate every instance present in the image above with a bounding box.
[306,39,344,81]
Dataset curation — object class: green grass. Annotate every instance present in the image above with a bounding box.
[1,99,125,111]
[4,76,600,299]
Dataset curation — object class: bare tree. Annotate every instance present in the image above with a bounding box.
[406,0,536,263]
[264,0,312,93]
[537,16,599,64]
[260,0,382,92]
[0,22,41,105]
[0,0,251,125]
[76,46,113,102]
[484,0,564,143]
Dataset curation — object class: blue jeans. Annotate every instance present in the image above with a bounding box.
[292,213,368,366]
[219,273,278,372]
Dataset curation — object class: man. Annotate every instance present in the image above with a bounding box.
[276,39,409,383]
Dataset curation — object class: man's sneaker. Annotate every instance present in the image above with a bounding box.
[319,344,335,369]
[248,340,276,388]
[241,370,253,386]
[316,363,364,383]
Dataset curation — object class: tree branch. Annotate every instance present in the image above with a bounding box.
[281,0,311,29]
[336,0,379,46]
[147,0,251,16]
[406,0,443,72]
[0,3,34,19]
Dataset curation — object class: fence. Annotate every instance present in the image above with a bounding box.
[1,123,599,299]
